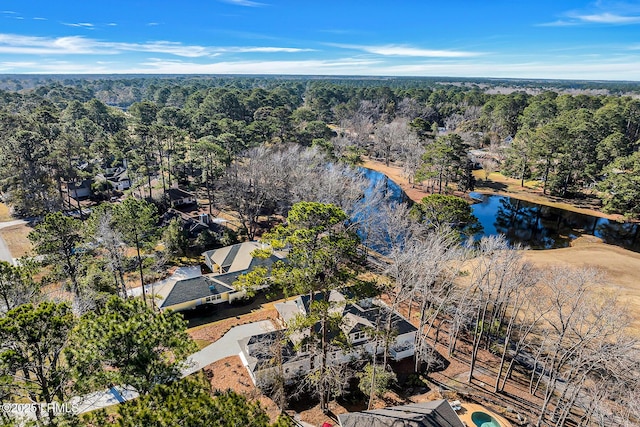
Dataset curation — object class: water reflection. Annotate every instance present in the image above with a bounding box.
[470,192,640,251]
[358,168,640,252]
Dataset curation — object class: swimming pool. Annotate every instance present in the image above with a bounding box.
[471,411,501,427]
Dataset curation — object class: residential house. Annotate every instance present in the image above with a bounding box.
[68,179,92,200]
[238,330,311,387]
[167,187,197,208]
[162,209,223,237]
[159,275,235,312]
[159,241,286,312]
[337,400,465,427]
[107,168,131,191]
[96,166,131,191]
[203,241,286,275]
[239,289,417,386]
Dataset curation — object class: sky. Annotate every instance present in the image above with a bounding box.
[0,0,639,80]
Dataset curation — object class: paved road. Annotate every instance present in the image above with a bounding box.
[182,319,275,376]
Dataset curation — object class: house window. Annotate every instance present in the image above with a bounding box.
[205,294,221,303]
[352,331,367,342]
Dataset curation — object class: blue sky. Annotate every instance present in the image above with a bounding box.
[1,0,639,80]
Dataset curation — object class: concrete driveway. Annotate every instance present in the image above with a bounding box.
[182,320,275,376]
[35,320,275,416]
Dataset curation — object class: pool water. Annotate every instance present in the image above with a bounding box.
[471,411,501,427]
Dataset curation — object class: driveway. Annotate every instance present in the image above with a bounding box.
[182,320,275,376]
[42,320,274,416]
[0,233,11,264]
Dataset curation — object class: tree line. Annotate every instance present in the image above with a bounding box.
[2,77,640,218]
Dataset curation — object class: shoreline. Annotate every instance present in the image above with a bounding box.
[361,159,640,330]
[362,158,630,222]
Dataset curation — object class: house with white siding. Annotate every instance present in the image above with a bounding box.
[239,289,417,386]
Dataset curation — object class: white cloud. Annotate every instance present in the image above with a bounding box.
[330,43,483,58]
[537,20,580,27]
[217,46,314,53]
[5,55,640,81]
[33,17,47,21]
[220,0,266,7]
[0,33,312,57]
[575,12,640,23]
[147,22,160,26]
[78,58,640,81]
[63,22,95,29]
[129,58,380,74]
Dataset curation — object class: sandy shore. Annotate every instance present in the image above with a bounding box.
[362,158,629,222]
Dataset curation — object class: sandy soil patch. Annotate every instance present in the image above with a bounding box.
[203,355,282,422]
[0,223,33,258]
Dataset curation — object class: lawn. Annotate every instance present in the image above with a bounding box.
[0,223,33,258]
[0,203,12,222]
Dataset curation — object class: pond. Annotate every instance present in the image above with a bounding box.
[359,167,407,203]
[359,167,640,252]
[470,192,640,251]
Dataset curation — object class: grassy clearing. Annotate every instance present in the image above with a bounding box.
[0,223,33,258]
[0,203,12,222]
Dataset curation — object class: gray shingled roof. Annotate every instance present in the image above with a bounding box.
[167,187,195,201]
[275,291,417,343]
[161,276,234,308]
[209,253,282,287]
[338,400,465,427]
[239,330,303,372]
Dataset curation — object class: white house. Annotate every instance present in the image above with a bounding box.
[96,167,131,191]
[239,289,417,387]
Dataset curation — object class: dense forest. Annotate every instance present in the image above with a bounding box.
[1,76,640,427]
[1,75,640,219]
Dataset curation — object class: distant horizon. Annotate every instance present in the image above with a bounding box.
[2,1,640,80]
[1,73,639,85]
